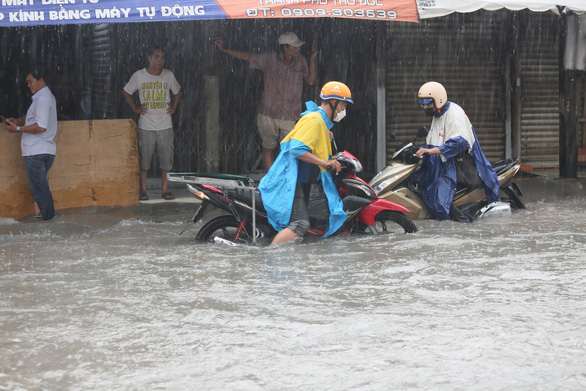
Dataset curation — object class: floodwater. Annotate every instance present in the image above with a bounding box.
[1,176,585,390]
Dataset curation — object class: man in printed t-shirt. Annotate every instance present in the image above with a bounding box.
[123,46,182,201]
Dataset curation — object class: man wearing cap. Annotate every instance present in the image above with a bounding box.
[214,32,317,170]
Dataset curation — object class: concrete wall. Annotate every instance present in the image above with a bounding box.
[0,119,140,220]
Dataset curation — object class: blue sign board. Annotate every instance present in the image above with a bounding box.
[0,0,419,26]
[0,0,228,27]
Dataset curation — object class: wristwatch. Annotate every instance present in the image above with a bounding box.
[16,126,21,133]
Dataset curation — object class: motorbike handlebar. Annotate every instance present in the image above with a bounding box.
[412,147,429,158]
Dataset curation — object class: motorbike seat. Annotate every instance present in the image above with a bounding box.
[492,158,519,176]
[226,188,266,212]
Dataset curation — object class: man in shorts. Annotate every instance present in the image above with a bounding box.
[214,32,316,170]
[259,81,353,245]
[123,45,182,200]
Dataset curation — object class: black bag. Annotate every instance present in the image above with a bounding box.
[455,152,483,191]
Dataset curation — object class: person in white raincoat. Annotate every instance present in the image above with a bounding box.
[414,81,500,221]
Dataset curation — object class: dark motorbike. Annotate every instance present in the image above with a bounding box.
[172,151,418,245]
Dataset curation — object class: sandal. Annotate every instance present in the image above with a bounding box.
[161,191,175,200]
[139,192,149,201]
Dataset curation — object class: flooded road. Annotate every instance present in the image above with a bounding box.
[1,177,585,390]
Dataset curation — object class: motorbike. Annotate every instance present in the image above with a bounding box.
[369,127,525,221]
[170,150,418,245]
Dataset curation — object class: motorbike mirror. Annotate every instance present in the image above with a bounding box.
[392,142,414,159]
[416,126,428,140]
[389,129,397,141]
[329,131,338,154]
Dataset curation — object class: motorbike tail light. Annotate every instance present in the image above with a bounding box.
[202,184,223,194]
[187,184,208,200]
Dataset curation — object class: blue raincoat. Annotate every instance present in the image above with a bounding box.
[413,102,500,220]
[258,101,346,236]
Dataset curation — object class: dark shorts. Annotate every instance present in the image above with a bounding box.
[287,183,311,236]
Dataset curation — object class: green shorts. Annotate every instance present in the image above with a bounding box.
[257,113,295,151]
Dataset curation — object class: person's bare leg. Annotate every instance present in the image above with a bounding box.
[264,150,274,171]
[140,170,148,194]
[34,202,41,216]
[161,169,169,195]
[271,228,301,245]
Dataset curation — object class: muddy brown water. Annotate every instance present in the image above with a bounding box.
[1,176,585,390]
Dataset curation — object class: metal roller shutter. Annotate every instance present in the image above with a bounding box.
[385,11,507,163]
[518,12,560,168]
[90,24,117,119]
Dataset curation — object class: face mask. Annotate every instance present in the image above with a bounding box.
[423,107,438,117]
[333,108,346,122]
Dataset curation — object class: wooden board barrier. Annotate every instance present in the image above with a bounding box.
[0,119,139,220]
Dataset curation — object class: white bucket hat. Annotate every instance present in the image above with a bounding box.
[278,32,304,47]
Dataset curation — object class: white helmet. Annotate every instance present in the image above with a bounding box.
[418,81,448,109]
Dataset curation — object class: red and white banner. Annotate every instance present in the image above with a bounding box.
[218,0,419,22]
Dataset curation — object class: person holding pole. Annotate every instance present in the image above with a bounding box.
[214,32,317,170]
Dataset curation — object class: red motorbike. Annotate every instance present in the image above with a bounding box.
[172,151,417,245]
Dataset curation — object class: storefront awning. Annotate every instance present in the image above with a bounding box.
[418,0,586,19]
[0,0,419,27]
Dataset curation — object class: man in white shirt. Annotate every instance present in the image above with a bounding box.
[123,46,182,201]
[6,70,57,220]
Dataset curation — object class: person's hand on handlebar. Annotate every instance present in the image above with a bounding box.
[415,147,440,158]
[326,159,342,173]
[296,152,341,173]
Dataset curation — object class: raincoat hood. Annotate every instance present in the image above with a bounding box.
[301,100,334,130]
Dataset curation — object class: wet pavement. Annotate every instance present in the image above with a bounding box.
[1,175,585,390]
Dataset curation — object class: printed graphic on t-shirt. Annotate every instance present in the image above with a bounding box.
[141,81,169,110]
